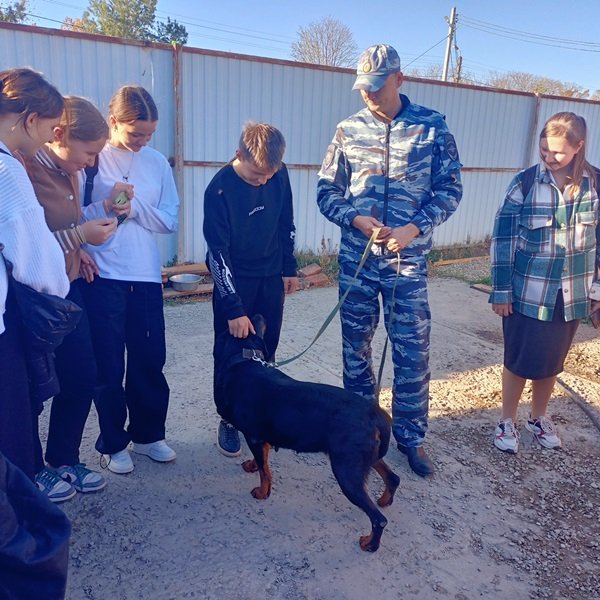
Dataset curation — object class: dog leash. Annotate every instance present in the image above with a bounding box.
[375,254,401,399]
[275,228,381,367]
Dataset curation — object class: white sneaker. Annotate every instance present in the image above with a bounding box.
[494,418,520,454]
[131,440,176,463]
[102,449,134,474]
[525,415,562,449]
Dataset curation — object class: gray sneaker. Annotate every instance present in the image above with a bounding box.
[217,420,241,457]
[35,467,77,503]
[56,463,107,493]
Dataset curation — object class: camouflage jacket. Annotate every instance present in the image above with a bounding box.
[317,94,462,259]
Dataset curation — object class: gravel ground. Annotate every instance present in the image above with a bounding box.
[41,265,600,600]
[429,256,491,284]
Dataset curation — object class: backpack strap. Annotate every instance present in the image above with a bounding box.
[83,155,99,207]
[520,165,537,199]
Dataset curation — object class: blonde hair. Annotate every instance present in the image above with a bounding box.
[238,121,286,170]
[540,112,596,194]
[59,96,108,142]
[0,68,63,126]
[108,85,158,123]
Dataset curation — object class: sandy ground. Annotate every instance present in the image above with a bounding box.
[40,278,600,600]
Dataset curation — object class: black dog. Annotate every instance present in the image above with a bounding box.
[214,315,400,552]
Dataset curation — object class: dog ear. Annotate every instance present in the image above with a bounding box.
[251,314,266,339]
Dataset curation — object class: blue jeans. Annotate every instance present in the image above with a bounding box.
[83,277,170,455]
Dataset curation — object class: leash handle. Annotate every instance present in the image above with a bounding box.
[275,227,381,367]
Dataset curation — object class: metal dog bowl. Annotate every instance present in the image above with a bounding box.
[169,273,201,292]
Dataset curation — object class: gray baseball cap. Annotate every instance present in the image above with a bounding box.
[352,44,401,92]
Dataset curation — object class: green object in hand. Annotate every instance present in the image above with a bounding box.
[115,191,128,205]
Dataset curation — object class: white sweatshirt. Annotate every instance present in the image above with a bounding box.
[0,141,70,334]
[81,143,179,283]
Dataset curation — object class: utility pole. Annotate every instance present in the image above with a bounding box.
[442,6,457,82]
[454,56,463,83]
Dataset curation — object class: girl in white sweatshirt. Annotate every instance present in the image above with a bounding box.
[0,68,69,480]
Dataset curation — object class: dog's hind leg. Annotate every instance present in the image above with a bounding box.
[372,459,400,507]
[330,456,388,552]
[245,440,272,500]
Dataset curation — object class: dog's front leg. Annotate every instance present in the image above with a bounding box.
[246,440,272,499]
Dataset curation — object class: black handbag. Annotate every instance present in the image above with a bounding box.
[1,245,81,352]
[1,244,82,403]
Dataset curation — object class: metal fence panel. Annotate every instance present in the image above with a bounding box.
[2,23,600,265]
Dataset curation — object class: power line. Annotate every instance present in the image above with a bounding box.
[36,0,294,48]
[403,34,449,69]
[459,15,600,53]
[460,15,600,48]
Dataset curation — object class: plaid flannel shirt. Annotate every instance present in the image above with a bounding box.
[490,164,600,321]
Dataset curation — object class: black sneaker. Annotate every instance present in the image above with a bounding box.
[217,420,241,457]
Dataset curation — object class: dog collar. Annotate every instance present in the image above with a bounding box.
[242,348,265,361]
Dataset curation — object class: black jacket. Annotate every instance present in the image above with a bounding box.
[203,162,297,320]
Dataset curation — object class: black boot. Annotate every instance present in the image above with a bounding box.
[397,444,434,477]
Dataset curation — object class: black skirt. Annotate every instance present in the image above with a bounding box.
[503,292,579,380]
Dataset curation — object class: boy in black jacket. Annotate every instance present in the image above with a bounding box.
[204,122,298,457]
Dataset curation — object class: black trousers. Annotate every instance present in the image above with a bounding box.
[83,277,170,455]
[38,279,97,468]
[0,287,36,480]
[212,274,284,409]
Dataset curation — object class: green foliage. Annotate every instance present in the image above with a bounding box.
[64,0,188,45]
[153,17,188,45]
[0,0,27,23]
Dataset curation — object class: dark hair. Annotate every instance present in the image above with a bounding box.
[59,96,108,142]
[108,85,158,123]
[540,112,596,194]
[0,68,64,127]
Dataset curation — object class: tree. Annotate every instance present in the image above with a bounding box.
[153,17,188,45]
[486,71,589,99]
[290,16,357,68]
[0,0,27,23]
[404,64,444,81]
[62,0,188,45]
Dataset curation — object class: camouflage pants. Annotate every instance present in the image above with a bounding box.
[339,254,431,446]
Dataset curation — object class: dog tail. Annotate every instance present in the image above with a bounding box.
[375,408,392,460]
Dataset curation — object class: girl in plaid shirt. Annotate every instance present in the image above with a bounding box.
[490,112,600,454]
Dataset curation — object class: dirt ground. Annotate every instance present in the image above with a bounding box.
[41,277,600,600]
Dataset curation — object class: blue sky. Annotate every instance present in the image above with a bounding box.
[26,0,600,94]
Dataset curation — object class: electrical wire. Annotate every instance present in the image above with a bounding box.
[403,34,450,69]
[459,15,600,53]
[460,15,600,47]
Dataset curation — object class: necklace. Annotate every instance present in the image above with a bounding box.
[107,144,135,182]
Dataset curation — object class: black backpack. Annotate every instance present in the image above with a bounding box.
[520,164,600,198]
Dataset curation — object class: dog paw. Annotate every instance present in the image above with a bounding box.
[242,459,258,472]
[251,487,270,500]
[359,533,379,552]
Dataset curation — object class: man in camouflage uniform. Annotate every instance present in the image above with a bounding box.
[317,44,463,476]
